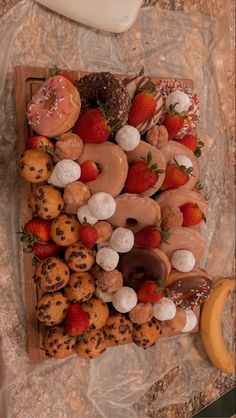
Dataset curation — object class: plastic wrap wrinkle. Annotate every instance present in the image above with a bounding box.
[0,1,234,417]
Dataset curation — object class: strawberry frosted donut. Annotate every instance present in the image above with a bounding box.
[77,142,128,197]
[161,140,199,190]
[108,193,161,233]
[27,76,81,138]
[125,140,166,197]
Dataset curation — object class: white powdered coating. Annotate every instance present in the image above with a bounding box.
[181,309,197,332]
[88,192,116,220]
[112,286,138,313]
[49,159,81,187]
[171,155,193,169]
[109,227,134,253]
[171,250,196,272]
[77,204,98,225]
[115,125,140,151]
[153,297,176,321]
[96,247,119,271]
[95,287,114,303]
[165,90,191,113]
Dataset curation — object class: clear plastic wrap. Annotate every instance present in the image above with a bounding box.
[0,1,234,417]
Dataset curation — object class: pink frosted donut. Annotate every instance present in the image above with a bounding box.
[27,76,81,138]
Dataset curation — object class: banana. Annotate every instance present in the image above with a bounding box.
[200,278,235,374]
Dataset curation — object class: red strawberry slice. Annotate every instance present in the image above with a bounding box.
[137,280,165,303]
[80,160,99,182]
[163,103,186,140]
[66,303,89,336]
[26,135,54,155]
[160,160,193,191]
[176,134,204,157]
[19,218,51,245]
[180,202,206,226]
[128,89,157,127]
[134,225,169,249]
[73,108,111,143]
[79,224,98,249]
[33,240,62,260]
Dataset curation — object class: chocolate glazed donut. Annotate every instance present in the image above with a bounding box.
[77,72,131,126]
[166,269,213,309]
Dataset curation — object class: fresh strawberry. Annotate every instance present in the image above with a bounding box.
[79,224,98,249]
[58,70,76,86]
[26,135,54,155]
[176,134,204,157]
[66,303,89,336]
[33,240,61,260]
[128,89,157,127]
[163,104,186,140]
[161,160,193,191]
[134,225,169,249]
[19,218,51,246]
[73,108,110,143]
[80,160,99,182]
[137,280,165,303]
[124,152,165,194]
[180,202,206,226]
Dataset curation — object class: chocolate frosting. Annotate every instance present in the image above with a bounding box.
[167,275,213,308]
[118,247,167,290]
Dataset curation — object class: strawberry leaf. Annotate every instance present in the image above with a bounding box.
[23,247,33,254]
[146,151,152,165]
[156,279,163,287]
[198,141,204,148]
[203,214,207,223]
[138,67,145,77]
[160,228,170,244]
[194,148,202,158]
[163,288,170,298]
[39,144,55,156]
[195,180,204,191]
[49,65,60,77]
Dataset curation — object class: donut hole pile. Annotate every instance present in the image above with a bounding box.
[19,70,212,361]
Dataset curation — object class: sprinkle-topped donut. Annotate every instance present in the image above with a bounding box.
[156,79,200,136]
[27,75,81,137]
[77,72,131,127]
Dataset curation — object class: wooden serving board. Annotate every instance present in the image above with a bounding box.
[14,65,197,362]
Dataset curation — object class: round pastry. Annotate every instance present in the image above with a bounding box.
[125,141,166,196]
[95,287,114,303]
[156,79,200,137]
[43,325,76,358]
[54,131,83,161]
[50,214,80,246]
[96,269,123,293]
[78,142,128,197]
[76,330,107,359]
[181,309,197,332]
[77,204,98,225]
[112,286,138,313]
[76,72,131,126]
[109,227,134,253]
[158,227,205,265]
[29,185,64,219]
[115,125,140,151]
[118,247,171,290]
[132,318,161,349]
[88,192,116,220]
[146,125,168,149]
[152,297,176,321]
[171,249,196,272]
[27,75,81,137]
[108,194,161,233]
[94,221,113,244]
[123,75,164,133]
[161,207,184,229]
[65,241,95,272]
[156,189,208,224]
[161,141,199,190]
[64,272,95,303]
[166,269,213,308]
[33,257,70,292]
[104,313,133,346]
[48,159,81,188]
[160,307,187,337]
[19,149,53,183]
[128,302,153,324]
[96,247,119,271]
[82,298,109,331]
[36,291,69,326]
[63,181,91,214]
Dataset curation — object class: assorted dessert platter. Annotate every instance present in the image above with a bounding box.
[16,67,235,373]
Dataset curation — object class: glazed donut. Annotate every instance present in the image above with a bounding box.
[118,246,171,290]
[125,140,166,197]
[166,269,213,309]
[27,75,81,138]
[77,72,131,126]
[158,227,205,265]
[77,142,128,197]
[108,193,161,233]
[161,141,199,190]
[156,189,208,225]
[122,75,164,133]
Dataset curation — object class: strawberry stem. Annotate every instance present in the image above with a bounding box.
[173,158,195,177]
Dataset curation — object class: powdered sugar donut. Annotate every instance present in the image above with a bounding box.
[153,297,176,321]
[27,75,81,137]
[112,287,138,313]
[96,247,119,271]
[88,193,116,220]
[181,309,197,332]
[115,125,140,151]
[109,227,134,253]
[77,204,98,225]
[48,159,81,188]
